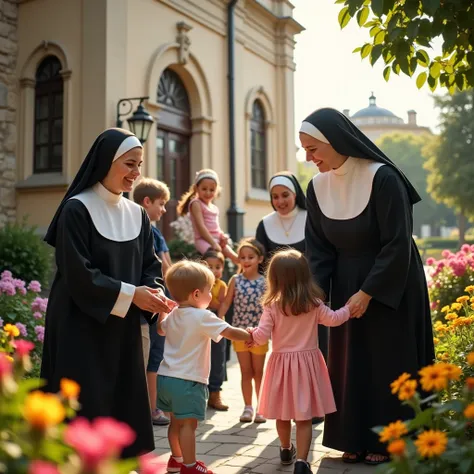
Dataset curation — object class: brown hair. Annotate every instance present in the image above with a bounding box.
[237,238,265,258]
[261,249,324,316]
[133,178,170,205]
[202,249,225,265]
[176,168,221,216]
[165,260,215,302]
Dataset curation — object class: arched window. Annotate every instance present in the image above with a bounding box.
[250,100,266,189]
[34,56,63,173]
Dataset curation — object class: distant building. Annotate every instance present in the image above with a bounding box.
[343,93,432,142]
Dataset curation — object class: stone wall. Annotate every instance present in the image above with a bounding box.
[0,0,18,227]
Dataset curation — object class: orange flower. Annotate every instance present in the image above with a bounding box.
[390,373,411,395]
[387,439,406,457]
[24,391,65,430]
[60,378,80,399]
[464,404,474,419]
[379,420,408,443]
[467,352,474,366]
[415,430,447,458]
[445,313,458,321]
[433,337,440,345]
[3,324,20,338]
[398,380,418,401]
[438,363,462,381]
[457,296,470,304]
[466,377,474,391]
[465,285,474,293]
[419,364,448,392]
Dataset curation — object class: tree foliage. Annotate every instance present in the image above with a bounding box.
[337,0,474,92]
[376,132,456,236]
[424,90,474,242]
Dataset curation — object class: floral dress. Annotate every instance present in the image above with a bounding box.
[232,274,265,328]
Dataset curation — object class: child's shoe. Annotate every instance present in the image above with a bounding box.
[180,460,214,473]
[151,408,170,426]
[280,444,296,465]
[239,406,253,422]
[167,456,183,473]
[254,413,266,424]
[294,460,313,473]
[208,391,229,411]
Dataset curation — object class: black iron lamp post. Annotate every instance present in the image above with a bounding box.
[116,96,154,144]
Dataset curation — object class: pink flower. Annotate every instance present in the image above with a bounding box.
[35,326,45,343]
[93,417,135,454]
[430,301,438,310]
[12,278,25,289]
[28,280,42,293]
[0,281,15,295]
[0,317,3,328]
[442,250,452,258]
[139,453,167,474]
[426,257,436,266]
[28,460,60,474]
[15,323,27,337]
[64,418,110,470]
[14,339,35,357]
[0,353,12,378]
[1,270,12,281]
[462,244,471,253]
[33,312,43,320]
[31,297,48,313]
[18,287,27,295]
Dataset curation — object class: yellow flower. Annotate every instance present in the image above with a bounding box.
[451,303,462,311]
[457,296,470,304]
[415,430,448,458]
[3,324,19,338]
[464,404,474,419]
[6,355,13,362]
[435,324,448,333]
[434,320,443,327]
[441,305,450,313]
[471,296,474,303]
[23,391,65,430]
[438,363,462,381]
[465,285,474,293]
[390,373,411,395]
[441,353,450,361]
[398,380,418,401]
[60,378,80,399]
[387,439,406,457]
[419,365,448,392]
[433,337,440,345]
[379,420,408,443]
[467,352,474,366]
[470,303,474,310]
[445,312,458,321]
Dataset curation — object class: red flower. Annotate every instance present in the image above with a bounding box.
[0,353,12,377]
[139,453,168,474]
[28,461,60,474]
[93,417,136,454]
[14,339,35,357]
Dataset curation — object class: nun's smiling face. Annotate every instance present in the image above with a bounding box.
[299,133,347,173]
[271,185,296,216]
[102,147,143,194]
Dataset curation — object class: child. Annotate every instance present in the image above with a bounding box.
[218,238,267,424]
[133,178,172,426]
[247,249,359,474]
[203,249,228,411]
[157,260,251,474]
[177,169,239,264]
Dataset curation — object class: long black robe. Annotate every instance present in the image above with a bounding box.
[41,199,162,458]
[306,165,434,454]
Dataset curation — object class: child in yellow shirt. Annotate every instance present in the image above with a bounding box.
[203,249,229,411]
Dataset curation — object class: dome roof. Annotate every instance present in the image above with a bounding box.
[352,93,398,118]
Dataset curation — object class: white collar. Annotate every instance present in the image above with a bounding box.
[313,157,384,220]
[262,208,307,245]
[93,182,122,205]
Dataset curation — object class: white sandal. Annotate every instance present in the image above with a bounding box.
[254,413,267,424]
[239,407,254,423]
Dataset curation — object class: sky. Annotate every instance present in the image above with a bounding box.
[291,0,441,153]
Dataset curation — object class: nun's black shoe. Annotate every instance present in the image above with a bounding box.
[294,460,312,473]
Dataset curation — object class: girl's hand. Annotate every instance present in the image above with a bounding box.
[211,243,222,252]
[133,286,174,314]
[245,329,255,347]
[346,290,372,318]
[220,235,229,247]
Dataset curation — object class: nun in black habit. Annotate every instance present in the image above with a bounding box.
[299,108,434,465]
[41,128,175,458]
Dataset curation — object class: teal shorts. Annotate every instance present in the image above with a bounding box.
[157,375,209,421]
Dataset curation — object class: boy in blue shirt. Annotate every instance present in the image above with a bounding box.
[134,178,172,425]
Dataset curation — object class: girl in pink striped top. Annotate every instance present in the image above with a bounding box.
[177,169,239,264]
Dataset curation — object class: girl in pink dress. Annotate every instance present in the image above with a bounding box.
[248,249,357,474]
[177,169,238,264]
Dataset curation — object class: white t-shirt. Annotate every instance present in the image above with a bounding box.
[158,307,230,384]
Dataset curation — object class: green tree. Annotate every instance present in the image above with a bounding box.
[424,90,474,244]
[376,132,456,237]
[337,0,474,92]
[297,160,315,193]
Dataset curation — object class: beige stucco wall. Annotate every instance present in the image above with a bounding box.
[357,123,432,143]
[15,0,302,237]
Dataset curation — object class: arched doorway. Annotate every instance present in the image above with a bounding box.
[156,68,191,240]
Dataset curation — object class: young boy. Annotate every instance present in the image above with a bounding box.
[202,249,228,411]
[157,261,251,474]
[133,178,172,426]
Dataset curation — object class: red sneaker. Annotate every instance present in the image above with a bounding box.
[180,460,214,473]
[167,456,183,473]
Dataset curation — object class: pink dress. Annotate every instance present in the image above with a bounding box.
[253,303,350,421]
[189,198,224,254]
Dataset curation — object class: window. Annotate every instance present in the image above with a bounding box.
[34,56,63,173]
[250,100,266,189]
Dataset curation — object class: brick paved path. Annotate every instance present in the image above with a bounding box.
[150,354,376,474]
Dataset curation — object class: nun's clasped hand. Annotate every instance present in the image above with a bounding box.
[132,286,176,314]
[346,290,372,319]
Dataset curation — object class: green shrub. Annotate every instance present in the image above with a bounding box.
[416,237,474,250]
[167,238,200,261]
[0,221,52,286]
